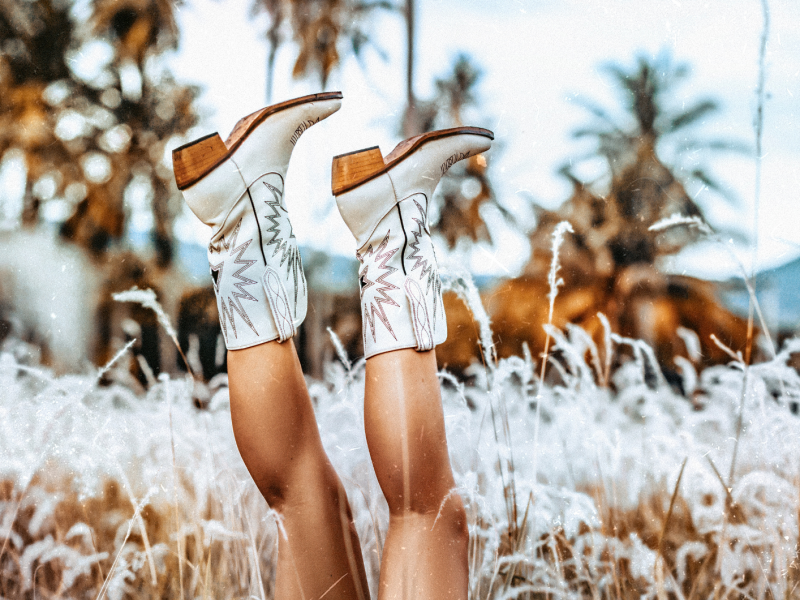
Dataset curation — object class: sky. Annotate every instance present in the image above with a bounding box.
[168,0,800,280]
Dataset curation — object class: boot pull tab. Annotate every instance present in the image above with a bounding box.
[263,268,297,342]
[404,278,434,351]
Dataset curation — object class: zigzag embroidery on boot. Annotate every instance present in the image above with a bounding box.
[404,278,433,351]
[209,219,259,341]
[357,231,400,342]
[261,180,306,306]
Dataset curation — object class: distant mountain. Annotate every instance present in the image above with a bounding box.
[721,254,800,332]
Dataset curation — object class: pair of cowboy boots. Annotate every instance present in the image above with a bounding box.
[172,92,493,358]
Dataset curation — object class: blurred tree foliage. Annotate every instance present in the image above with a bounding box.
[250,0,393,101]
[483,52,752,372]
[568,50,748,204]
[249,0,501,250]
[545,51,746,277]
[0,0,198,266]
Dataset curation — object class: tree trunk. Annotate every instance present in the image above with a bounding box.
[266,41,277,104]
[21,177,39,228]
[152,179,174,268]
[265,10,281,104]
[402,0,418,137]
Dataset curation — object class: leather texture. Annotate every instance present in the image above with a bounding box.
[180,97,341,349]
[335,132,492,358]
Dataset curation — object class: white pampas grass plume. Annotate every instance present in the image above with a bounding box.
[112,287,194,378]
[440,263,496,368]
[112,288,176,340]
[547,221,574,323]
[648,213,713,235]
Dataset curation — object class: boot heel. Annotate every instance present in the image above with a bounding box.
[331,146,385,195]
[172,133,228,190]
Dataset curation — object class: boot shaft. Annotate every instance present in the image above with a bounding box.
[354,192,446,357]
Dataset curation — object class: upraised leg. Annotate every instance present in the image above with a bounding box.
[331,127,492,600]
[228,339,370,600]
[364,348,468,600]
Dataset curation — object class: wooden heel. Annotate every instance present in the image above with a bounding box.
[331,146,385,195]
[172,133,228,190]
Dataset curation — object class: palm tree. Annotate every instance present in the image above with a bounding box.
[439,53,754,376]
[558,51,747,282]
[251,0,284,102]
[570,50,747,201]
[418,54,506,249]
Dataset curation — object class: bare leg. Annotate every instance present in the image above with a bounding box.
[228,339,370,600]
[364,349,468,600]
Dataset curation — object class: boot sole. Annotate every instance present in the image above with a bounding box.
[173,91,344,190]
[331,126,494,196]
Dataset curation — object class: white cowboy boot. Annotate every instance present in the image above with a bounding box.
[331,127,493,358]
[172,92,342,350]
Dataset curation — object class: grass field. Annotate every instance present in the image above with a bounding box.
[2,291,800,598]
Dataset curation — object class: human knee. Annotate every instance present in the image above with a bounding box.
[388,488,469,539]
[384,477,465,520]
[247,469,289,510]
[245,446,336,512]
[428,493,469,547]
[376,453,456,514]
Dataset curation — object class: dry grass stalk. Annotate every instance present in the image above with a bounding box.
[113,287,196,380]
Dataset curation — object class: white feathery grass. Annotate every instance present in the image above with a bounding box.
[710,333,744,364]
[112,286,195,378]
[676,326,702,363]
[95,338,137,383]
[648,213,713,235]
[112,287,176,341]
[546,221,575,324]
[673,356,697,396]
[440,262,496,368]
[327,326,351,372]
[2,289,800,598]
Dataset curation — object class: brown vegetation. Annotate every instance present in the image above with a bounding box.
[437,140,752,377]
[1,0,198,265]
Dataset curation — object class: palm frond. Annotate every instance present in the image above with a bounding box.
[571,126,618,139]
[665,99,719,132]
[352,1,397,13]
[688,168,742,206]
[569,97,625,132]
[602,63,633,92]
[676,138,751,155]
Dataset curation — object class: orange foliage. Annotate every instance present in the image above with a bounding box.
[436,141,753,376]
